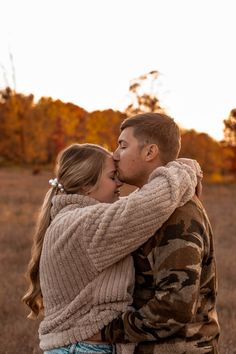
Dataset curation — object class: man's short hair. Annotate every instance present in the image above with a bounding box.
[121,112,181,164]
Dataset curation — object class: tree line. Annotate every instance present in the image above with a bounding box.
[0,78,236,181]
[0,87,126,165]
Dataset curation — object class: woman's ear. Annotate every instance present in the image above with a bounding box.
[81,185,93,195]
[145,144,159,161]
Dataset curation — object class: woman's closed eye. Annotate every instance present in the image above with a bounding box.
[109,171,117,180]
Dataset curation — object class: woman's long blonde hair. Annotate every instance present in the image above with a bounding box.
[22,143,110,318]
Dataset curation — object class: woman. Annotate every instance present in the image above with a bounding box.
[22,143,201,354]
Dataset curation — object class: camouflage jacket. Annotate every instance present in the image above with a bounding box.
[102,196,220,354]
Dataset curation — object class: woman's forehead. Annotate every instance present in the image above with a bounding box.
[105,155,116,171]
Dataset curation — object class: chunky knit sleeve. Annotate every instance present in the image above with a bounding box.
[81,160,198,271]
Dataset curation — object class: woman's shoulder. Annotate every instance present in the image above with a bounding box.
[50,194,99,220]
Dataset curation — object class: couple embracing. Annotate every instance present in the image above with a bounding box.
[23,113,220,354]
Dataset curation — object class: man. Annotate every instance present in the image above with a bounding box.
[102,113,220,353]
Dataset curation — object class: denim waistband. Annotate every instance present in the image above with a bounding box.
[44,341,114,354]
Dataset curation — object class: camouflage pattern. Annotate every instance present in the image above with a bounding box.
[102,196,220,353]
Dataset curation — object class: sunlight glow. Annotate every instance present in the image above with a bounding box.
[0,0,235,141]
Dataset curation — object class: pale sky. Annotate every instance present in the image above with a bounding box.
[1,0,236,141]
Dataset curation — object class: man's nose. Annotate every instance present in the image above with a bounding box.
[113,148,120,161]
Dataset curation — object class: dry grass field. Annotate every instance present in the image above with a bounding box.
[0,168,236,354]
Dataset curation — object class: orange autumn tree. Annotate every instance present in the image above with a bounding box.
[224,108,236,146]
[26,98,88,164]
[86,109,127,151]
[179,129,228,177]
[223,109,236,174]
[0,87,34,164]
[0,90,88,165]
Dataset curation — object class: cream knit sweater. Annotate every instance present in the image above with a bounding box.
[39,161,199,350]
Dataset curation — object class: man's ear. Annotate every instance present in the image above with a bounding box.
[144,144,159,161]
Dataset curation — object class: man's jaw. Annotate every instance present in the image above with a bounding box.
[116,166,139,186]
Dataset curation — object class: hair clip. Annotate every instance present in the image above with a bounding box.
[49,178,64,192]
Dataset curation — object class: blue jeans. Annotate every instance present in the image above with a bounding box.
[44,341,115,354]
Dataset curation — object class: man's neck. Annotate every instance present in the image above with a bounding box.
[138,162,163,188]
